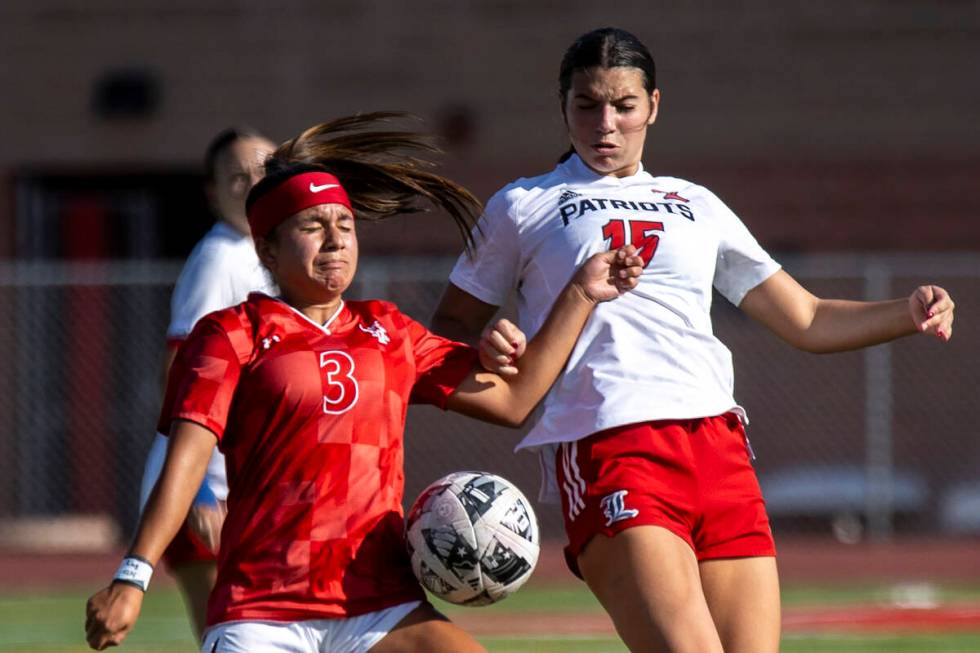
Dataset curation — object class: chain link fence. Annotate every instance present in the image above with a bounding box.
[0,254,977,544]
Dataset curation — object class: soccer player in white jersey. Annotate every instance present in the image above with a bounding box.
[138,127,276,639]
[432,27,956,653]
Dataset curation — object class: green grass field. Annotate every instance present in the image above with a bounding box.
[3,584,980,652]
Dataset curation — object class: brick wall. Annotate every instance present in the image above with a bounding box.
[1,1,978,252]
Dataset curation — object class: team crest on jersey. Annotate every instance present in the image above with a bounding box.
[557,188,581,205]
[650,188,689,203]
[600,490,639,526]
[358,320,390,345]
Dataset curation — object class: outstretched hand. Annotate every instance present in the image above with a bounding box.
[85,584,143,650]
[908,285,954,342]
[478,319,526,377]
[573,245,644,303]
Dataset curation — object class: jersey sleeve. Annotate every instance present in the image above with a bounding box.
[402,315,478,409]
[157,315,243,442]
[138,433,168,512]
[166,241,234,341]
[707,189,781,306]
[447,190,523,306]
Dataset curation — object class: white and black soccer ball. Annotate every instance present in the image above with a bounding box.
[405,471,539,606]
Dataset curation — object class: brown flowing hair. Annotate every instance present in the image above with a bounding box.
[263,112,481,249]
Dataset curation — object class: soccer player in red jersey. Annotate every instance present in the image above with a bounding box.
[85,115,644,653]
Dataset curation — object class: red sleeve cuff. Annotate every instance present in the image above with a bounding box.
[156,413,225,444]
[410,346,478,409]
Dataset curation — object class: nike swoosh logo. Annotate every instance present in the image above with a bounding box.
[310,182,340,193]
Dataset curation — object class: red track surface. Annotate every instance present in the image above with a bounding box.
[451,605,980,636]
[782,605,980,633]
[3,538,979,635]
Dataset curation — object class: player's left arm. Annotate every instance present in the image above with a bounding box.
[446,247,643,426]
[739,269,955,353]
[85,421,215,650]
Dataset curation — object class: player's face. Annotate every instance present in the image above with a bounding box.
[563,67,659,178]
[260,203,358,305]
[209,136,276,235]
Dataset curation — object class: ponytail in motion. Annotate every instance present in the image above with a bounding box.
[266,112,481,249]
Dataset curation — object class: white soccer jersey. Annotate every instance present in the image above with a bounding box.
[166,221,275,341]
[449,154,780,454]
[140,221,276,509]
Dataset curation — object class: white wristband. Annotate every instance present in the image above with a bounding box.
[113,556,153,592]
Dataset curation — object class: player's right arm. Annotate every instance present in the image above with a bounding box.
[139,339,226,553]
[431,190,530,375]
[137,345,180,513]
[432,287,528,377]
[138,240,234,548]
[85,421,215,650]
[88,315,242,649]
[431,284,499,345]
[160,342,179,388]
[446,247,642,425]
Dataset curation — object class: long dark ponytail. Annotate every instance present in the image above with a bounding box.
[263,112,481,249]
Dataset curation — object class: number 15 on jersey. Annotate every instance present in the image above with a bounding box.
[601,219,664,267]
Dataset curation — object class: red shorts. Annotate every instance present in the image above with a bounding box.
[556,413,775,577]
[161,519,215,568]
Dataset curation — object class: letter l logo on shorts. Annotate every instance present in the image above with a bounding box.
[600,490,639,526]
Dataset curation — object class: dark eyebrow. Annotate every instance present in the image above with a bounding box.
[572,92,641,102]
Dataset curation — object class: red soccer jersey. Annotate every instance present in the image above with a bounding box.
[158,293,477,625]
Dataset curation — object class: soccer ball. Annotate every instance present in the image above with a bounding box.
[405,471,539,606]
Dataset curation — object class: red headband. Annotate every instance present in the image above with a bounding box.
[247,171,353,239]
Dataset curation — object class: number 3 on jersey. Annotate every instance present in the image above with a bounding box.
[320,350,359,414]
[602,219,664,267]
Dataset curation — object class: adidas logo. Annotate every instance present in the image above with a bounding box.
[557,189,581,205]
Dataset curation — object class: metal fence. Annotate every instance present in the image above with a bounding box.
[0,254,977,544]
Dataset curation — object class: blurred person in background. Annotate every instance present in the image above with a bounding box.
[431,27,956,653]
[86,113,643,652]
[138,126,276,639]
